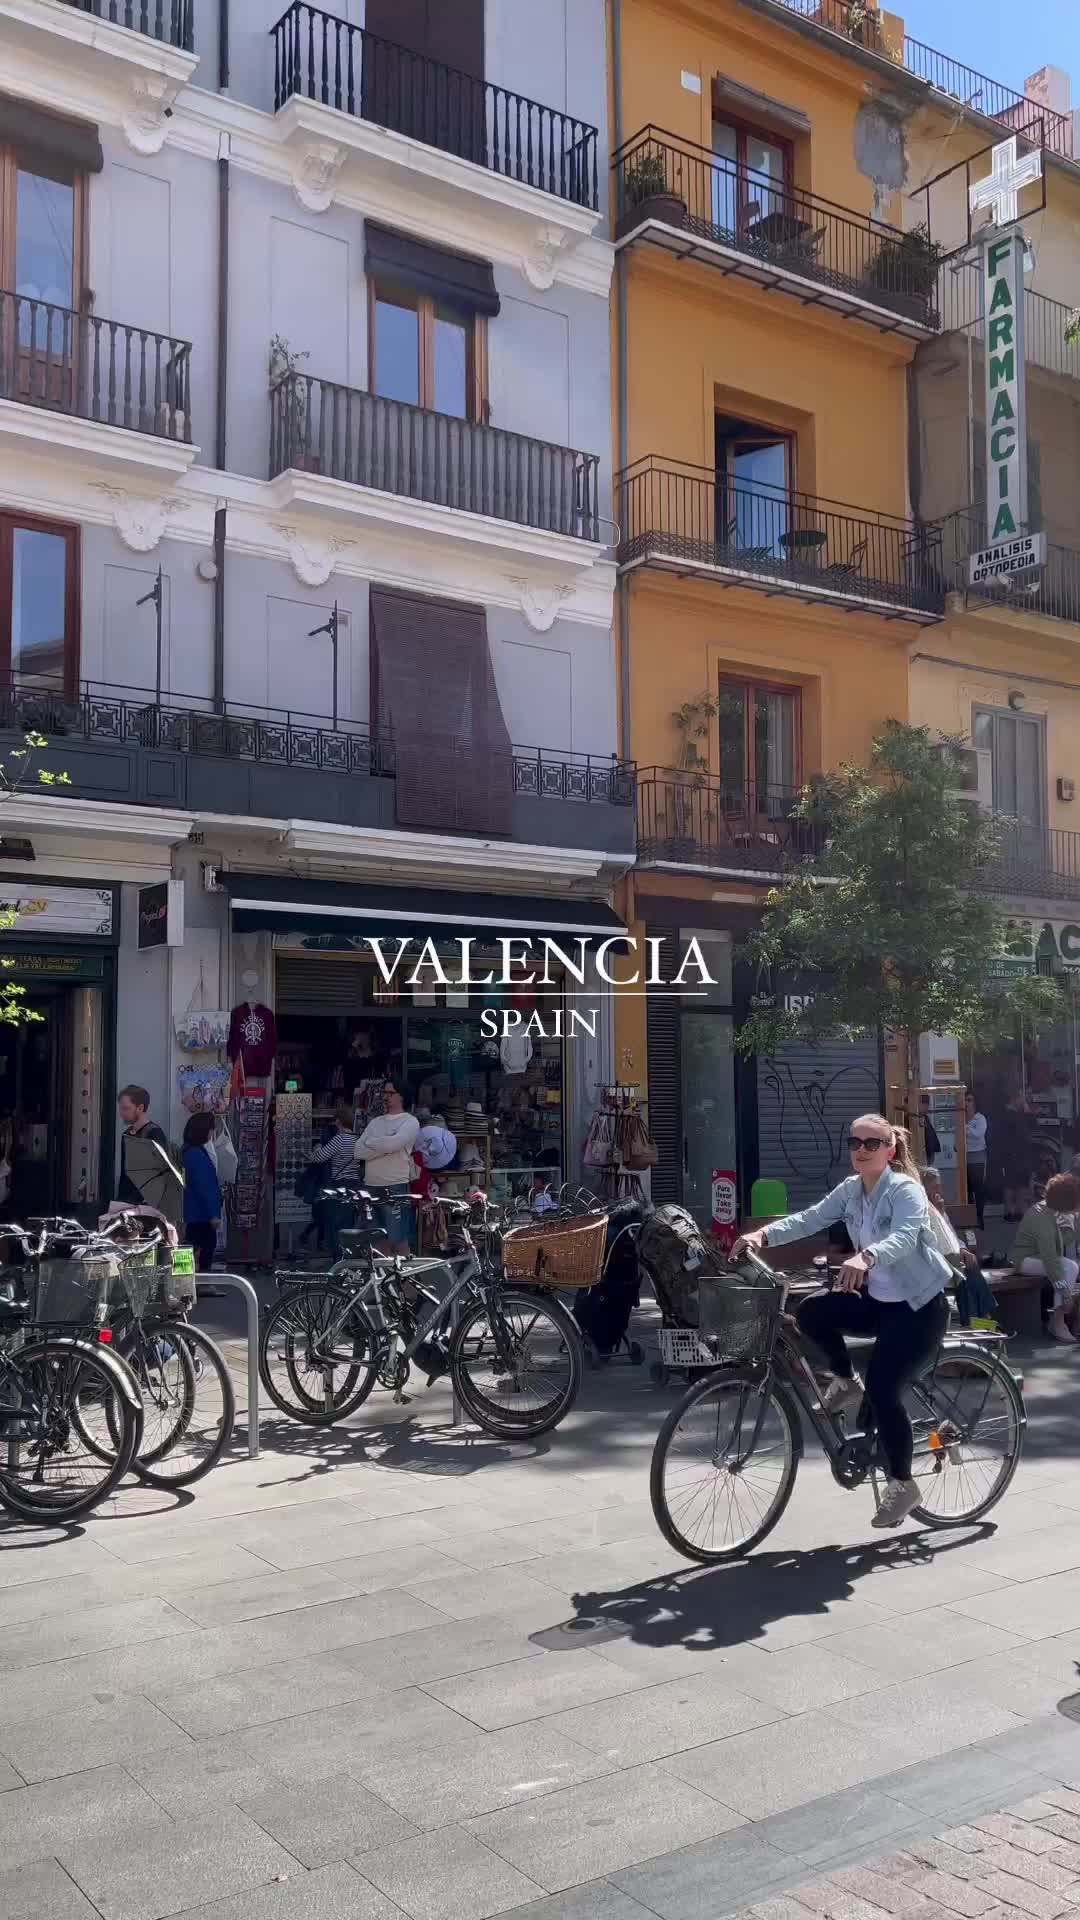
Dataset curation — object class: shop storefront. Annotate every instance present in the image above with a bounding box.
[0,880,118,1218]
[963,911,1080,1194]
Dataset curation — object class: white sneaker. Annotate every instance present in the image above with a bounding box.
[821,1373,864,1418]
[872,1478,921,1529]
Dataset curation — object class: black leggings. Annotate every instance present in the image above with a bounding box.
[796,1287,950,1480]
[185,1222,217,1273]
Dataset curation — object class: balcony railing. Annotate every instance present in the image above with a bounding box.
[0,679,635,810]
[637,770,822,873]
[975,822,1080,905]
[767,1,1072,158]
[270,2,599,212]
[615,128,941,329]
[0,292,192,442]
[59,0,194,50]
[936,271,1080,386]
[618,458,946,617]
[270,372,601,542]
[944,511,1080,628]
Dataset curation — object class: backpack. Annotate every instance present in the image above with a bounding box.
[638,1202,726,1327]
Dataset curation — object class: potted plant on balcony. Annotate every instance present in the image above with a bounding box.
[269,334,320,473]
[665,690,717,860]
[841,1,882,47]
[865,224,946,326]
[617,148,687,240]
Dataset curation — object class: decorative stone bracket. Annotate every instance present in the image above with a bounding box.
[506,576,575,632]
[275,523,358,587]
[122,72,185,156]
[523,223,583,291]
[292,140,349,213]
[92,486,183,552]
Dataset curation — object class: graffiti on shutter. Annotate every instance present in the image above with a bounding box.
[757,1040,881,1211]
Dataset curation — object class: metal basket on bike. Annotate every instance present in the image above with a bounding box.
[696,1274,782,1366]
[501,1212,608,1291]
[111,1243,197,1320]
[32,1250,120,1328]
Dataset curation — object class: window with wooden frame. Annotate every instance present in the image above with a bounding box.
[715,413,795,557]
[711,114,792,236]
[368,277,488,423]
[0,135,88,413]
[717,677,800,819]
[0,511,80,692]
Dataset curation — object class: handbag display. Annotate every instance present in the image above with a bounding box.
[617,1109,658,1170]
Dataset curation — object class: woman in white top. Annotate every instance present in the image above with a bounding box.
[355,1080,420,1253]
[965,1091,988,1230]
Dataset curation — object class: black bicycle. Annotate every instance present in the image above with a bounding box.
[651,1249,1026,1562]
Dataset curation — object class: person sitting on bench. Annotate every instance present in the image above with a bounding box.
[1011,1174,1080,1345]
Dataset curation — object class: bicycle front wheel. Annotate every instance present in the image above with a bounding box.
[451,1288,582,1437]
[651,1368,802,1563]
[0,1338,140,1522]
[133,1323,236,1488]
[908,1345,1025,1527]
[260,1284,379,1426]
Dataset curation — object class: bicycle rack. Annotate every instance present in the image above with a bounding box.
[197,1273,261,1460]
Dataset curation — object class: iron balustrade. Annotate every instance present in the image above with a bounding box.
[270,2,599,211]
[975,822,1080,905]
[618,458,946,616]
[937,270,1080,386]
[270,371,601,542]
[58,0,194,49]
[0,680,634,806]
[615,127,940,326]
[637,770,823,871]
[0,292,192,442]
[944,510,1080,628]
[765,1,1071,157]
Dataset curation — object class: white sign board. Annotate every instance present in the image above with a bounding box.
[968,532,1046,586]
[0,884,114,938]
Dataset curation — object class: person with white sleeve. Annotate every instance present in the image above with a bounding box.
[355,1080,420,1253]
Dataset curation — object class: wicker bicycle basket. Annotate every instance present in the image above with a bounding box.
[33,1251,118,1328]
[501,1213,608,1290]
[697,1277,782,1365]
[112,1247,197,1320]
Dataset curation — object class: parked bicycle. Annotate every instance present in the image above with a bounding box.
[261,1189,582,1438]
[0,1220,143,1521]
[651,1248,1025,1562]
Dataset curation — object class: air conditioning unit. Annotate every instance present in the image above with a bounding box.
[939,742,993,809]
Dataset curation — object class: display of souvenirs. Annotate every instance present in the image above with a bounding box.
[176,1064,231,1113]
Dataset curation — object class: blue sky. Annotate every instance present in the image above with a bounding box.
[896,1,1080,103]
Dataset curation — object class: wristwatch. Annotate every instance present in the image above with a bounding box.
[863,1248,877,1268]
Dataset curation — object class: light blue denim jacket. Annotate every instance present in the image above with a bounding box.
[764,1168,951,1312]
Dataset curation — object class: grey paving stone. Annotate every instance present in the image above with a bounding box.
[355,1824,544,1920]
[660,1710,915,1821]
[966,1719,1080,1777]
[487,1884,657,1920]
[0,1532,120,1590]
[869,1749,1052,1821]
[422,1651,651,1731]
[823,1609,1026,1681]
[242,1513,455,1572]
[0,1549,276,1628]
[0,1690,192,1785]
[134,1737,282,1816]
[948,1572,1080,1641]
[163,1861,402,1920]
[0,1754,23,1793]
[753,1787,923,1868]
[960,1525,1080,1584]
[363,1723,614,1829]
[825,1678,1025,1764]
[168,1564,363,1627]
[238,1687,479,1786]
[402,1567,569,1622]
[610,1824,798,1919]
[311,1546,472,1595]
[0,1857,99,1920]
[0,1766,173,1873]
[466,1764,745,1893]
[239,1772,416,1867]
[333,1615,548,1694]
[705,1643,886,1713]
[152,1654,373,1738]
[59,1807,298,1920]
[546,1673,787,1766]
[0,1596,193,1670]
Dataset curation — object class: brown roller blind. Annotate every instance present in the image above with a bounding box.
[365,223,499,318]
[364,0,484,78]
[370,588,513,837]
[0,96,103,174]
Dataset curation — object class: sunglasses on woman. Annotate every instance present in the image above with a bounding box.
[848,1135,888,1153]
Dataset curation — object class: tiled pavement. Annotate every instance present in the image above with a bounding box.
[4,1298,1080,1920]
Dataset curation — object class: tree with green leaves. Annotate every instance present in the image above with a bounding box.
[735,720,1063,1117]
[0,733,71,1029]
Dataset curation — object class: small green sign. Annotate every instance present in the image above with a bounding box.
[285,1078,299,1092]
[172,1247,196,1276]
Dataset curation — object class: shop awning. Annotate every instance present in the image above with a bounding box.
[222,874,629,944]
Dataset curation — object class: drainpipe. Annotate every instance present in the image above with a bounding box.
[213,124,230,713]
[612,0,630,763]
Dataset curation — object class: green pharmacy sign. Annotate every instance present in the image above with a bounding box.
[983,232,1029,545]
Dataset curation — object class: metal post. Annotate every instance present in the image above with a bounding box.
[308,601,340,729]
[197,1271,261,1458]
[136,566,165,708]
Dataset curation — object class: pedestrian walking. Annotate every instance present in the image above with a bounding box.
[117,1085,168,1203]
[181,1111,222,1273]
[965,1090,988,1230]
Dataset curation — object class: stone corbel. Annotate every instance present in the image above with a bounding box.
[276,523,356,588]
[292,140,349,213]
[122,72,184,156]
[522,223,583,291]
[92,486,181,553]
[507,576,574,633]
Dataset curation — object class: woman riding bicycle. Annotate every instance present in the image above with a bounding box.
[735,1113,951,1530]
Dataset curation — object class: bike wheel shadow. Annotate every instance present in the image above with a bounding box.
[544,1522,997,1658]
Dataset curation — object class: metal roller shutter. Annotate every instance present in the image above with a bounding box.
[275,955,369,1017]
[646,928,682,1203]
[756,1039,882,1212]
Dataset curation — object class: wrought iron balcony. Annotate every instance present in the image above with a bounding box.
[59,0,194,49]
[618,458,946,620]
[637,770,822,874]
[972,821,1080,906]
[766,1,1072,158]
[614,127,941,335]
[270,2,599,212]
[270,372,601,543]
[936,273,1080,387]
[0,292,192,443]
[945,511,1080,628]
[0,680,634,853]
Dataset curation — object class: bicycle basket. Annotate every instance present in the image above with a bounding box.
[112,1247,196,1319]
[33,1251,119,1328]
[697,1277,781,1364]
[502,1213,608,1290]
